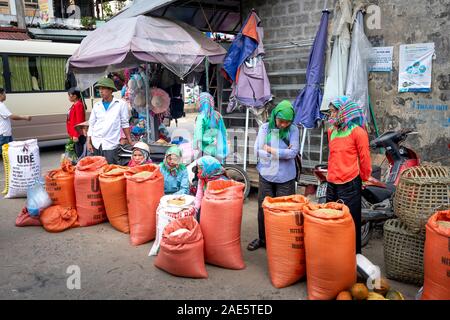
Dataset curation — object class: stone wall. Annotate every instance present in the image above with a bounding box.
[243,0,450,164]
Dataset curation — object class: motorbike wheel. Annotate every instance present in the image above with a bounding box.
[361,198,373,248]
[223,164,251,199]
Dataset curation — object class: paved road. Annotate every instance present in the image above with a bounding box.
[0,119,420,300]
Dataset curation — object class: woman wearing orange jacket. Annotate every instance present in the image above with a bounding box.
[326,96,372,254]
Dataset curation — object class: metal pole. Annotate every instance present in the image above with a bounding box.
[319,124,324,164]
[205,58,209,92]
[300,127,307,158]
[243,107,249,171]
[144,63,153,142]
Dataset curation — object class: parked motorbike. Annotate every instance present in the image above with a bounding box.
[313,129,420,247]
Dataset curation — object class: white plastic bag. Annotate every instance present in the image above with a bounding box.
[2,139,41,199]
[345,11,372,122]
[26,178,52,216]
[149,195,196,256]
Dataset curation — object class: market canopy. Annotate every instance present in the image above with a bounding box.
[67,15,227,90]
[111,0,242,34]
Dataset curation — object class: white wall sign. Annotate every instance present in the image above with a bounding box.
[398,43,435,93]
[368,46,393,72]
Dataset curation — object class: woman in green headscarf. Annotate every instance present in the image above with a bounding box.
[159,146,190,195]
[247,100,300,251]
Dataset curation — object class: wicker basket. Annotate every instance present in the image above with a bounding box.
[383,219,425,285]
[394,166,450,234]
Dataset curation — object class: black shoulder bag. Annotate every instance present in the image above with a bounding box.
[281,137,302,183]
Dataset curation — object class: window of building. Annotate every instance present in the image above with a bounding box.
[24,0,38,16]
[0,0,9,15]
[24,0,38,9]
[8,55,67,92]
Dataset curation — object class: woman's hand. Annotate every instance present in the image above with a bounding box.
[73,137,78,143]
[263,144,275,155]
[87,141,94,154]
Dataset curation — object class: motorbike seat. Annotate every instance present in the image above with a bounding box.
[362,183,396,204]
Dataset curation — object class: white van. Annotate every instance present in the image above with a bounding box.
[0,39,117,146]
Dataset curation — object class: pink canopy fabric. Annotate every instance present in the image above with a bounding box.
[68,15,227,89]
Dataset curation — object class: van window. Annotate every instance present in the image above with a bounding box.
[9,56,33,92]
[0,56,4,88]
[36,57,67,91]
[8,55,67,92]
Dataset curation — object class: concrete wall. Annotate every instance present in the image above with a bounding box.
[243,0,450,164]
[365,0,449,164]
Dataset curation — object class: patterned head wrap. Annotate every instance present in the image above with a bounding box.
[328,95,366,130]
[197,156,225,179]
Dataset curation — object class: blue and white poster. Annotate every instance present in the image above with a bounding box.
[398,43,435,93]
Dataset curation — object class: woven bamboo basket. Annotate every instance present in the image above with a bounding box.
[383,219,425,285]
[393,166,450,234]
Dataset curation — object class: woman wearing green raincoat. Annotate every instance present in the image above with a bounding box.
[247,100,300,251]
[193,92,228,163]
[159,146,189,195]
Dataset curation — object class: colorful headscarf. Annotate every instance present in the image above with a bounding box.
[328,95,367,130]
[266,100,295,144]
[197,156,225,180]
[194,92,228,160]
[198,92,220,128]
[162,146,185,177]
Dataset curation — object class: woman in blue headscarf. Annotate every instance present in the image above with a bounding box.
[194,155,229,220]
[193,92,228,163]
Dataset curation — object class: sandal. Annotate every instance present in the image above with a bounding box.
[247,238,265,251]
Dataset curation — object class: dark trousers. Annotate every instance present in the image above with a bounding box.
[74,135,86,158]
[258,175,296,243]
[93,145,118,164]
[0,135,13,152]
[326,176,362,254]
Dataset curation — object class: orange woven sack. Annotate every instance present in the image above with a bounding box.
[45,160,76,208]
[303,202,357,300]
[99,165,130,233]
[40,205,78,232]
[74,156,108,227]
[200,179,245,270]
[422,209,450,300]
[154,216,208,278]
[125,164,164,246]
[263,195,309,288]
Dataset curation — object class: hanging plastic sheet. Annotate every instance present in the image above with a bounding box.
[345,11,372,122]
[320,0,352,112]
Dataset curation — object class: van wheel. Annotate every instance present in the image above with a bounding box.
[223,164,251,199]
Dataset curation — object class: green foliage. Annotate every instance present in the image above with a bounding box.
[81,16,96,28]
